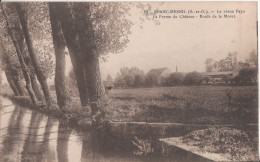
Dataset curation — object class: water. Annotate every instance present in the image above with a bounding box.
[0,96,175,162]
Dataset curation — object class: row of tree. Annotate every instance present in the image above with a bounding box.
[205,51,257,72]
[0,2,143,124]
[106,66,257,88]
[107,67,205,88]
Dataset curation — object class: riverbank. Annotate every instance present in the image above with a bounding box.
[2,85,258,126]
[2,92,258,137]
[2,85,258,128]
[1,93,258,161]
[1,93,91,127]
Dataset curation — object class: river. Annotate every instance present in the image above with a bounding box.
[1,96,189,162]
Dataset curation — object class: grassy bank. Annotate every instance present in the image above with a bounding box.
[2,85,258,125]
[106,86,258,125]
[2,93,91,126]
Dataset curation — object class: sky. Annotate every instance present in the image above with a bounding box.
[1,2,258,84]
[97,2,257,79]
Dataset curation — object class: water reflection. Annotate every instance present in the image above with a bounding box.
[0,96,165,162]
[57,121,72,162]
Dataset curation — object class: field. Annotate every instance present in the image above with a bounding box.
[2,84,258,125]
[105,85,258,125]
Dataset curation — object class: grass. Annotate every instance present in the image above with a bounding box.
[181,127,258,161]
[2,85,257,125]
[106,86,258,125]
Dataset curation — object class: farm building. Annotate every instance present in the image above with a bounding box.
[146,68,171,85]
[147,68,171,77]
[203,70,239,84]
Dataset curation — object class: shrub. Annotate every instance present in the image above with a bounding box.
[184,71,203,85]
[165,72,185,86]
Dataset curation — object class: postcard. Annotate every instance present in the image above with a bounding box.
[0,1,258,162]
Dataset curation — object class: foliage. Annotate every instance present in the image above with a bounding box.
[132,136,154,156]
[248,50,257,67]
[237,67,257,84]
[114,67,145,88]
[231,67,257,85]
[0,14,23,79]
[145,72,159,87]
[205,58,214,72]
[165,72,185,86]
[184,71,203,85]
[203,76,211,84]
[181,127,258,161]
[205,52,238,72]
[0,3,54,79]
[24,2,55,79]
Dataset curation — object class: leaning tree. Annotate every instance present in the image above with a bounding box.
[48,2,154,124]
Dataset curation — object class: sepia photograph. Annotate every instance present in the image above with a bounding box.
[0,1,258,162]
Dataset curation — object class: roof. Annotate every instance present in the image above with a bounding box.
[206,71,233,76]
[147,68,169,76]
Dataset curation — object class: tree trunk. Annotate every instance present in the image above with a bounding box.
[30,73,44,101]
[14,3,52,105]
[9,68,26,96]
[13,13,43,100]
[49,3,71,108]
[23,58,44,101]
[71,3,107,125]
[53,3,89,107]
[84,55,105,103]
[84,55,106,125]
[5,71,20,96]
[73,3,105,108]
[11,74,26,96]
[1,5,38,105]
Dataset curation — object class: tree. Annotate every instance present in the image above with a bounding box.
[238,68,257,84]
[104,74,114,87]
[6,72,20,95]
[203,76,211,84]
[166,72,185,86]
[49,2,151,125]
[114,72,126,88]
[184,71,203,85]
[51,2,134,123]
[14,3,53,105]
[0,36,23,96]
[205,52,238,72]
[51,2,89,107]
[9,4,43,100]
[1,4,38,105]
[130,67,145,87]
[49,3,71,108]
[114,67,145,88]
[9,67,26,95]
[205,58,214,72]
[249,50,257,67]
[145,72,159,87]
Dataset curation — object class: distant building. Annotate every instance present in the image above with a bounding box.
[147,67,171,77]
[203,70,240,84]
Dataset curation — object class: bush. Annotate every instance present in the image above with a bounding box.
[238,68,257,84]
[145,73,158,87]
[114,67,145,88]
[165,72,185,86]
[184,71,203,85]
